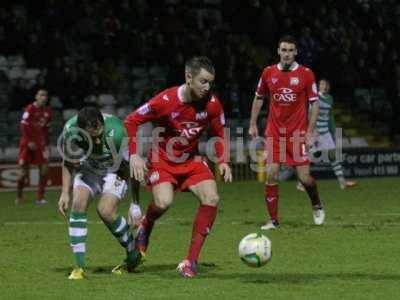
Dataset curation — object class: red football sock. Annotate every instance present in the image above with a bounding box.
[187,204,217,262]
[265,184,279,222]
[301,177,322,208]
[142,201,167,235]
[37,174,47,200]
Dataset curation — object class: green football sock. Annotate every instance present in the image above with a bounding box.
[106,216,137,263]
[69,211,88,268]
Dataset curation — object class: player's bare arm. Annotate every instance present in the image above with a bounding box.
[306,100,320,146]
[249,95,264,138]
[127,177,142,227]
[58,161,76,217]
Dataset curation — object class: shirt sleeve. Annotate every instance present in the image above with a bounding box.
[124,94,167,155]
[20,106,33,142]
[306,69,318,102]
[114,119,128,153]
[255,68,269,98]
[44,108,52,146]
[209,98,229,163]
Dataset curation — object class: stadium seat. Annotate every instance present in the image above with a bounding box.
[132,78,150,90]
[116,107,131,119]
[354,88,372,112]
[7,67,25,80]
[131,66,148,78]
[4,146,19,160]
[98,94,116,106]
[49,96,63,109]
[50,146,61,159]
[0,94,8,106]
[83,94,98,105]
[101,106,116,115]
[7,55,25,68]
[7,111,21,124]
[149,65,168,78]
[0,56,8,69]
[63,109,78,121]
[24,68,41,80]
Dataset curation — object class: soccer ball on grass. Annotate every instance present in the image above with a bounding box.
[238,233,272,267]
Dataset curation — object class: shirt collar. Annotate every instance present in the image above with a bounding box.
[277,61,299,71]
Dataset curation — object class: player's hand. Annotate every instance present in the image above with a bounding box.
[219,163,233,183]
[248,124,259,138]
[43,146,50,160]
[305,130,315,147]
[130,154,148,182]
[58,192,70,218]
[127,203,142,228]
[27,142,37,150]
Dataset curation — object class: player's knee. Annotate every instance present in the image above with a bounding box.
[201,193,219,206]
[71,198,87,213]
[266,172,279,185]
[18,168,28,180]
[96,203,114,222]
[40,165,49,176]
[299,174,313,186]
[154,196,172,210]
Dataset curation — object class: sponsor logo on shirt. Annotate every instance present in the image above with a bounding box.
[290,77,299,85]
[195,111,208,120]
[272,77,278,84]
[179,122,202,138]
[138,103,151,115]
[312,82,317,94]
[272,88,297,103]
[149,171,160,184]
[171,112,180,120]
[220,113,225,125]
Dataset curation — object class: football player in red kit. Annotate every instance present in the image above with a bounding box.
[16,89,52,205]
[249,35,325,229]
[125,56,232,277]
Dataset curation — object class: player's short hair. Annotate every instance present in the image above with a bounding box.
[319,78,330,85]
[185,56,215,77]
[77,106,104,130]
[278,35,298,48]
[35,89,48,96]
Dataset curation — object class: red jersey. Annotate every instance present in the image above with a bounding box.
[256,62,318,137]
[125,85,227,163]
[20,102,52,148]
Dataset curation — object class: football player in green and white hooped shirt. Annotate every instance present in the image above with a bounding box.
[298,79,357,190]
[57,106,143,280]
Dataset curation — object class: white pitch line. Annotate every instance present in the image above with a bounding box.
[2,220,400,227]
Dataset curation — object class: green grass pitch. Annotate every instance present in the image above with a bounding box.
[1,178,399,300]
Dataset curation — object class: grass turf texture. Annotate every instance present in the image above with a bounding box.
[1,178,399,300]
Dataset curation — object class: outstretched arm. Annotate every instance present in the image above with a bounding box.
[58,161,76,217]
[249,95,264,138]
[127,177,142,227]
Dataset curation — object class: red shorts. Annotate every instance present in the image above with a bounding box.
[264,135,310,166]
[146,156,215,191]
[19,146,49,165]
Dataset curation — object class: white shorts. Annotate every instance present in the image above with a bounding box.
[312,132,336,152]
[73,173,128,200]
